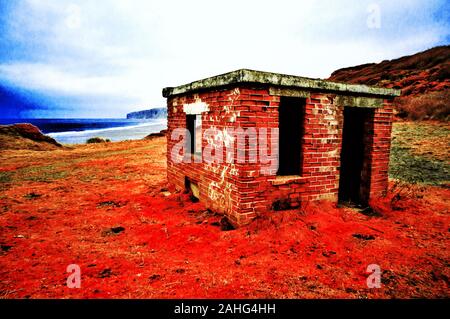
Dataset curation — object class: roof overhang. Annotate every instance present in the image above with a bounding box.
[162,69,401,98]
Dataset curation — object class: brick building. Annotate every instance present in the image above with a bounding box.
[163,69,400,226]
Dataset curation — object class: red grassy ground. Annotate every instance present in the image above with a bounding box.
[0,137,449,299]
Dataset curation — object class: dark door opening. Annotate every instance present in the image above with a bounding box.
[186,115,195,155]
[338,107,371,205]
[277,97,304,176]
[186,114,202,156]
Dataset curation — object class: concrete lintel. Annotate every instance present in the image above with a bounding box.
[335,95,384,108]
[269,87,310,98]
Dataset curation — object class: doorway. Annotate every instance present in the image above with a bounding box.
[338,107,372,205]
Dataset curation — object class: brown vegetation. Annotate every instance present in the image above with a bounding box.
[394,90,449,121]
[0,124,62,151]
[329,45,450,120]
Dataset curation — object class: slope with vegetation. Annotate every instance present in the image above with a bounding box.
[329,46,450,120]
[0,124,62,151]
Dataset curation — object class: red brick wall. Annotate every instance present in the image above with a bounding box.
[166,88,243,222]
[301,93,344,201]
[367,100,394,200]
[166,86,394,226]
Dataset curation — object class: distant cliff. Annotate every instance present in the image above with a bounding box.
[126,108,167,119]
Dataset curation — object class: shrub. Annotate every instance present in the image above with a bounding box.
[394,90,450,121]
[86,137,111,144]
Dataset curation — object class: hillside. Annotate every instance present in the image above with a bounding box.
[329,45,450,95]
[0,123,62,151]
[126,108,167,120]
[329,46,450,120]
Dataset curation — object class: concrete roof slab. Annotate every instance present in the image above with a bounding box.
[162,69,401,98]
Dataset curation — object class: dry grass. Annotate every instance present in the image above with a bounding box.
[0,134,449,299]
[389,121,449,186]
[394,90,450,121]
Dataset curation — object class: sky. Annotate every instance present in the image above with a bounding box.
[0,0,449,118]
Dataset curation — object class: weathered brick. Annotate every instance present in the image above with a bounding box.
[166,82,394,226]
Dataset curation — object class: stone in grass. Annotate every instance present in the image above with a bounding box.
[98,268,113,278]
[97,200,125,208]
[149,274,162,282]
[24,192,42,200]
[101,226,125,236]
[352,233,376,240]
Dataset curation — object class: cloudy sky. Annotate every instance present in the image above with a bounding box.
[0,0,449,118]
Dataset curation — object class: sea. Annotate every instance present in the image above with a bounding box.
[0,118,167,144]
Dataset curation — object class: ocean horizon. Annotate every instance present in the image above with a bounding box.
[0,118,167,144]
